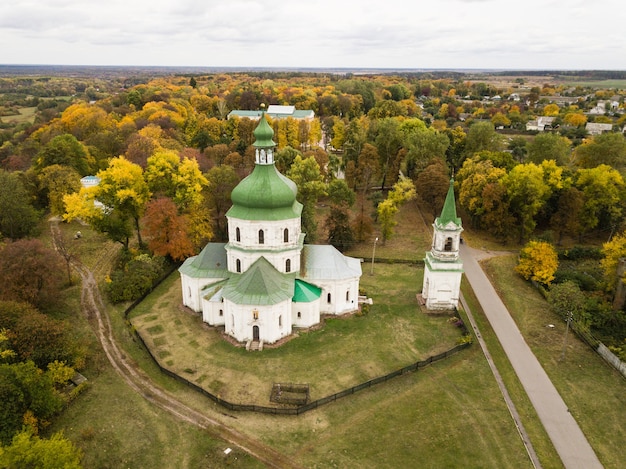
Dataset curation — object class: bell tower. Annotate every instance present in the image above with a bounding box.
[422,179,463,310]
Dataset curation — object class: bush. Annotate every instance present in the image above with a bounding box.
[558,246,603,261]
[106,254,164,303]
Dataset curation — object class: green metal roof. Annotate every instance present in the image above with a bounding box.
[435,179,462,229]
[227,164,303,220]
[293,279,322,303]
[178,243,228,278]
[222,257,295,305]
[253,113,275,148]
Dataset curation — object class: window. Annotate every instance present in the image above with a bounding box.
[285,259,291,273]
[188,287,192,298]
[236,259,241,273]
[297,312,301,319]
[284,228,289,243]
[279,315,282,327]
[258,229,264,244]
[236,227,240,242]
[444,237,453,252]
[253,309,259,320]
[346,290,350,301]
[231,315,235,327]
[327,293,332,304]
[219,309,223,316]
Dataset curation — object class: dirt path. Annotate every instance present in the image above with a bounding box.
[50,221,302,469]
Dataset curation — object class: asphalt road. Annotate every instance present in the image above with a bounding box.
[460,243,603,469]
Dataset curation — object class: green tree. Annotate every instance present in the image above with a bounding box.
[325,180,356,252]
[526,133,571,165]
[373,118,403,189]
[547,281,587,321]
[515,240,558,285]
[287,155,327,241]
[464,121,504,156]
[550,186,585,243]
[415,159,450,216]
[0,429,83,468]
[403,127,449,178]
[0,171,40,240]
[34,134,93,176]
[573,132,626,169]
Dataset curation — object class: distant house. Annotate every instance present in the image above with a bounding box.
[228,105,314,121]
[588,101,607,115]
[609,95,621,110]
[586,122,614,135]
[526,116,555,132]
[509,93,521,102]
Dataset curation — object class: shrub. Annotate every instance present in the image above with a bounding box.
[106,254,164,303]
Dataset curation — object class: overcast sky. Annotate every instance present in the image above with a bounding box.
[1,0,625,70]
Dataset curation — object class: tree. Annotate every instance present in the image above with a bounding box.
[601,230,626,292]
[287,155,327,241]
[504,163,552,242]
[0,429,83,468]
[464,121,504,156]
[106,254,163,303]
[563,112,587,127]
[574,132,626,169]
[325,180,356,252]
[143,198,194,261]
[515,240,558,285]
[377,177,416,244]
[547,281,586,321]
[575,164,625,236]
[550,186,585,244]
[34,134,93,176]
[204,165,238,241]
[373,118,403,189]
[38,165,82,216]
[415,159,450,216]
[508,136,528,162]
[403,127,449,178]
[0,171,40,240]
[0,240,64,309]
[526,133,571,166]
[456,156,506,228]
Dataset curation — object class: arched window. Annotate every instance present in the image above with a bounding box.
[327,293,332,304]
[236,259,241,273]
[278,315,282,327]
[258,229,264,244]
[284,228,289,243]
[285,259,291,273]
[444,237,453,252]
[297,312,301,318]
[236,227,241,242]
[346,290,350,301]
[219,309,223,316]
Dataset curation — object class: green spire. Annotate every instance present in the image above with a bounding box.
[253,108,275,148]
[436,179,461,228]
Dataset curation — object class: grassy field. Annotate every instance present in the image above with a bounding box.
[481,255,626,469]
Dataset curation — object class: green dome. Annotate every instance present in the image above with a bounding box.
[228,164,303,220]
[253,113,275,148]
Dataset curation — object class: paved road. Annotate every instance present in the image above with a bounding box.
[460,243,603,469]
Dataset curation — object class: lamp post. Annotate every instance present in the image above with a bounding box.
[370,237,379,275]
[560,311,573,361]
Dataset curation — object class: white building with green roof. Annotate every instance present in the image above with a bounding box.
[227,105,314,121]
[179,111,361,345]
[422,179,464,310]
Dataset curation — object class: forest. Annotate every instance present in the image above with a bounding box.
[1,68,626,465]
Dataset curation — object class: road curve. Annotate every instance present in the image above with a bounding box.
[460,243,603,469]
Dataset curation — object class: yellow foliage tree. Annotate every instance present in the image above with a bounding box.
[600,231,626,291]
[515,240,558,285]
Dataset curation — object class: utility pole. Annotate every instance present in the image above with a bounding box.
[370,237,379,275]
[560,311,573,361]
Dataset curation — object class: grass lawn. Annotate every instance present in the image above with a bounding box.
[481,255,626,469]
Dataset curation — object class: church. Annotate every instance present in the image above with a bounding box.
[179,111,362,346]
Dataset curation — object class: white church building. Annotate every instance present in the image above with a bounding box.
[179,111,362,345]
[422,179,464,310]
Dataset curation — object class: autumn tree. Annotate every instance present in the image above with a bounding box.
[204,165,239,241]
[601,230,626,292]
[143,197,194,261]
[377,177,416,244]
[414,159,450,217]
[515,240,558,285]
[0,429,83,469]
[0,170,40,240]
[373,118,403,189]
[550,186,585,243]
[38,164,82,216]
[575,164,625,236]
[287,155,327,241]
[0,240,64,309]
[526,133,571,166]
[573,132,626,169]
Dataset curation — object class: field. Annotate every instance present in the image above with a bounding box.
[43,206,626,468]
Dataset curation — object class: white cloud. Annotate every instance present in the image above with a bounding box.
[0,0,624,69]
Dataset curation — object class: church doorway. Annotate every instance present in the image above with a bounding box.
[253,325,260,341]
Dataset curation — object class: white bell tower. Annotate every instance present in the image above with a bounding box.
[422,179,463,310]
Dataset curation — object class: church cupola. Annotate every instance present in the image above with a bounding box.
[253,105,275,165]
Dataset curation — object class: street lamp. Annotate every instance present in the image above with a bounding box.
[560,311,573,361]
[370,237,379,275]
